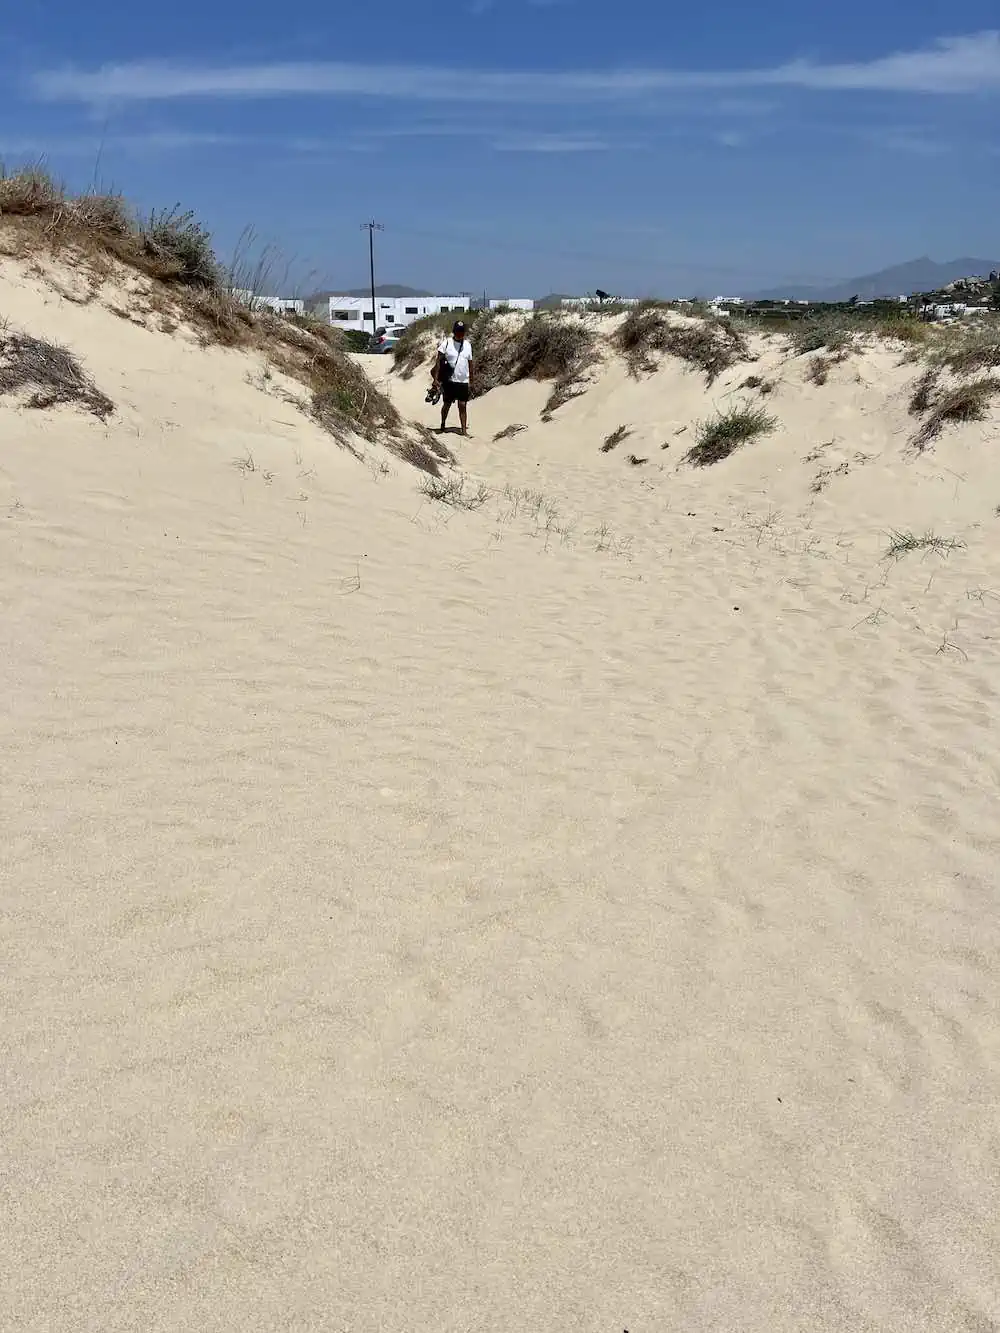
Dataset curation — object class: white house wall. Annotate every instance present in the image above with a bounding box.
[325,296,472,333]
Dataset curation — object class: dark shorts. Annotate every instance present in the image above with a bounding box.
[442,381,470,405]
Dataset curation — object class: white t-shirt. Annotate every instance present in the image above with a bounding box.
[438,337,473,385]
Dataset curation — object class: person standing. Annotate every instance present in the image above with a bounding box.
[432,320,473,436]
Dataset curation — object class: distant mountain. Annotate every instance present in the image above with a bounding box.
[309,284,433,303]
[747,257,1000,304]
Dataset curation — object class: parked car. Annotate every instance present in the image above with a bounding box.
[369,330,402,353]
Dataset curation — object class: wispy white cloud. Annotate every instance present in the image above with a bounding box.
[0,130,341,156]
[492,133,611,151]
[29,33,1000,105]
[858,126,952,155]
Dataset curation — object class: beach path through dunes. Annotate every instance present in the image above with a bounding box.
[3,280,1000,1330]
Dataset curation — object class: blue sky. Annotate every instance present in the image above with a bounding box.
[4,3,1000,295]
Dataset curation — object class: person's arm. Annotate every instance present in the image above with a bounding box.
[467,344,474,392]
[431,341,444,385]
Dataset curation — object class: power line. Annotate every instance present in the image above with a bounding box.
[382,221,828,281]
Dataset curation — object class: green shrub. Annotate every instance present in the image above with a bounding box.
[614,305,748,382]
[788,316,853,356]
[392,309,483,378]
[686,402,777,466]
[927,322,1000,377]
[140,206,221,288]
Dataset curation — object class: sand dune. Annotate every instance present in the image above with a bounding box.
[3,258,1000,1330]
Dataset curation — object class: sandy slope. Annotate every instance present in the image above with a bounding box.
[3,266,1000,1331]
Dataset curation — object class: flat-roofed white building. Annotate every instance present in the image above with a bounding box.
[323,295,470,335]
[559,296,640,309]
[487,298,534,311]
[231,290,305,316]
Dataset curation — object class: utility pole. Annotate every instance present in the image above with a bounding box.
[360,220,384,337]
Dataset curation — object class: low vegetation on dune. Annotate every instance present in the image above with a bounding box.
[614,303,749,383]
[0,165,434,462]
[923,320,1000,377]
[394,309,598,419]
[391,310,484,378]
[773,309,929,358]
[600,424,631,452]
[787,315,854,357]
[0,323,114,418]
[910,374,1000,450]
[885,529,965,560]
[686,402,777,467]
[482,314,598,418]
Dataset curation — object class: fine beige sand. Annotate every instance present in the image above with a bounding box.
[3,259,1000,1331]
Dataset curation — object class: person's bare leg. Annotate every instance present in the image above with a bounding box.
[458,400,468,435]
[438,399,451,431]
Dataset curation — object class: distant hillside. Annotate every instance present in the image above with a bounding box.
[534,293,573,310]
[309,285,433,304]
[748,257,1000,304]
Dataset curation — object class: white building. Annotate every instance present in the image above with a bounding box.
[323,295,470,335]
[486,298,534,312]
[559,296,640,309]
[231,290,305,317]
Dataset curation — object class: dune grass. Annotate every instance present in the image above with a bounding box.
[614,304,749,383]
[787,316,854,357]
[686,402,777,467]
[600,424,631,452]
[392,310,483,378]
[419,472,491,509]
[0,164,415,456]
[0,326,114,419]
[393,309,596,417]
[493,422,528,441]
[912,376,1000,449]
[884,530,965,560]
[924,321,1000,377]
[908,369,939,415]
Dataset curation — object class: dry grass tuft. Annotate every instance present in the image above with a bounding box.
[394,309,597,419]
[600,424,631,452]
[389,428,455,476]
[0,327,114,418]
[686,402,777,467]
[908,369,939,416]
[884,530,965,561]
[912,376,1000,449]
[614,305,748,382]
[0,167,417,461]
[787,316,854,357]
[419,472,491,509]
[871,316,929,346]
[392,310,482,379]
[806,355,832,386]
[925,321,1000,377]
[493,422,528,441]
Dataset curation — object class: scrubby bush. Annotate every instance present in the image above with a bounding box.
[392,310,483,378]
[0,327,114,418]
[0,166,426,464]
[614,304,748,382]
[140,207,221,287]
[787,316,853,356]
[927,321,1000,376]
[686,402,777,466]
[912,376,999,449]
